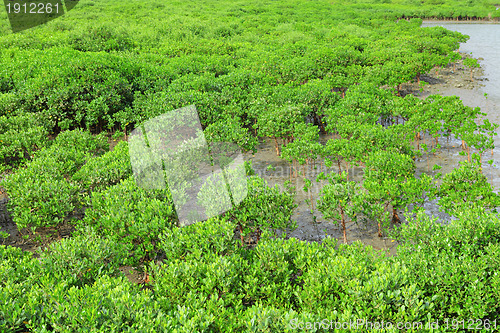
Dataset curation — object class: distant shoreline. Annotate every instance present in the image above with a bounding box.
[421,19,500,24]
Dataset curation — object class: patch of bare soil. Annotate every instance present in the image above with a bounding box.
[119,266,147,285]
[400,52,485,97]
[0,194,76,255]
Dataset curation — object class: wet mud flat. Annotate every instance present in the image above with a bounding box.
[244,139,401,255]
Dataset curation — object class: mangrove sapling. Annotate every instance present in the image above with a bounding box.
[1,130,108,232]
[281,122,322,181]
[0,114,49,170]
[256,103,304,156]
[317,171,362,244]
[446,50,461,72]
[476,119,498,164]
[328,83,393,127]
[436,161,500,216]
[435,96,481,151]
[463,57,480,81]
[204,118,259,153]
[455,116,497,164]
[322,138,349,176]
[405,95,476,159]
[72,140,132,193]
[0,230,8,245]
[226,176,297,246]
[403,172,439,215]
[303,179,314,212]
[363,150,416,228]
[83,177,177,265]
[295,79,339,130]
[358,191,393,237]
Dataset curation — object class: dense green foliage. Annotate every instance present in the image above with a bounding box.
[0,0,499,331]
[335,0,500,20]
[1,209,500,331]
[0,0,484,144]
[0,114,48,172]
[2,130,109,231]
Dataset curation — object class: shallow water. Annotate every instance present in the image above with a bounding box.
[244,23,500,252]
[244,139,399,254]
[421,22,500,189]
[421,22,500,103]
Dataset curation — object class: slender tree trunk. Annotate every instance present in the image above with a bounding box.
[238,223,244,247]
[392,207,400,224]
[317,115,326,133]
[273,136,280,156]
[340,205,347,244]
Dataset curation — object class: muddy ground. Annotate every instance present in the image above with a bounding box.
[244,54,488,255]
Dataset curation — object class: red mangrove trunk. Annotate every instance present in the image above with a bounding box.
[392,207,400,224]
[238,223,244,246]
[340,205,347,244]
[273,136,280,156]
